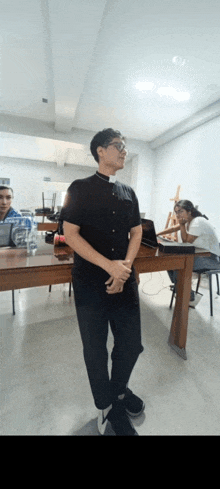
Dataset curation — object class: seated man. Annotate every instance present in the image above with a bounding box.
[0,186,21,222]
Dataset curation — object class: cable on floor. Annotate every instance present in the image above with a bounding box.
[141,272,172,297]
[141,273,201,297]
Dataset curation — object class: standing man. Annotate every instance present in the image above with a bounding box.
[61,128,144,436]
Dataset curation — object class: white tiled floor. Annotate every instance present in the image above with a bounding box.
[1,271,220,435]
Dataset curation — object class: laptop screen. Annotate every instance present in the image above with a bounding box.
[141,219,158,248]
[0,223,13,247]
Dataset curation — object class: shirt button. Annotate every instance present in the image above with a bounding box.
[112,193,114,196]
[112,248,115,251]
[112,229,115,232]
[113,211,115,214]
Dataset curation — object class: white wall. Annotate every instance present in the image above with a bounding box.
[0,153,134,213]
[0,132,154,215]
[2,114,220,229]
[152,116,220,237]
[0,156,95,212]
[127,138,155,216]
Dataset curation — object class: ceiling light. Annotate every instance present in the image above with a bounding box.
[157,87,190,101]
[173,91,190,101]
[135,81,155,91]
[172,56,186,66]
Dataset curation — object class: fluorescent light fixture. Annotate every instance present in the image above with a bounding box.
[172,56,186,66]
[135,81,155,91]
[174,91,190,101]
[135,81,190,101]
[157,86,190,101]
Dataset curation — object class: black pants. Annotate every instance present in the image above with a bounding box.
[168,253,220,286]
[73,274,143,410]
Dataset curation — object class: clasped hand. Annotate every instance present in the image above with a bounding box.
[105,259,131,294]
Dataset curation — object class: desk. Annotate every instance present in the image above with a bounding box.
[0,240,73,291]
[0,239,209,360]
[135,247,196,360]
[37,222,58,232]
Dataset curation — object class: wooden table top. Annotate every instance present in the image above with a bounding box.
[0,238,74,270]
[0,237,209,273]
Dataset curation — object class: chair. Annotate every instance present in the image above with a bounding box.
[42,192,56,213]
[169,270,220,316]
[195,270,220,316]
[11,283,72,315]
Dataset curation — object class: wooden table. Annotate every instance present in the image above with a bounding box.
[37,222,58,232]
[135,246,197,360]
[0,239,209,360]
[0,240,73,291]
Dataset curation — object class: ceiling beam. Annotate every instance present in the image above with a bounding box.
[48,0,107,133]
[55,147,69,167]
[150,99,220,149]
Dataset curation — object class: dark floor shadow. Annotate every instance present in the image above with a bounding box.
[71,413,146,436]
[71,418,115,436]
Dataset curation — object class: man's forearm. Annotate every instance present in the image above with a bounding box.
[64,222,131,283]
[125,228,142,265]
[65,227,112,275]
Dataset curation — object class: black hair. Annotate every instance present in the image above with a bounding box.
[174,200,208,220]
[90,128,125,163]
[0,185,13,195]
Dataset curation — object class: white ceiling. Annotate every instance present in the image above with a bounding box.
[1,0,220,163]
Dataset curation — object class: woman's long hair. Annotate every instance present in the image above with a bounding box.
[174,200,209,220]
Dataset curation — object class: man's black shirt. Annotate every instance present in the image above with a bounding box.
[60,172,141,281]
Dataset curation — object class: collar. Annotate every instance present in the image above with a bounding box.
[95,171,117,184]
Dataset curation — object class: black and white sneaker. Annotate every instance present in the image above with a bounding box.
[121,388,145,418]
[98,400,138,436]
[97,409,109,435]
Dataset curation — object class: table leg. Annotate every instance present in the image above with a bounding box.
[168,254,194,360]
[12,289,15,315]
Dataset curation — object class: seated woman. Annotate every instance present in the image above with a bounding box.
[157,200,220,307]
[0,186,21,222]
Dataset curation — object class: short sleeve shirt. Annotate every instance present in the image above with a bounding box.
[60,172,141,279]
[178,216,220,256]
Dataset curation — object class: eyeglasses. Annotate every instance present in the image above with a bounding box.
[104,142,128,153]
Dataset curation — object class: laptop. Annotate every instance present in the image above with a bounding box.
[141,219,195,254]
[141,218,158,248]
[0,223,14,248]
